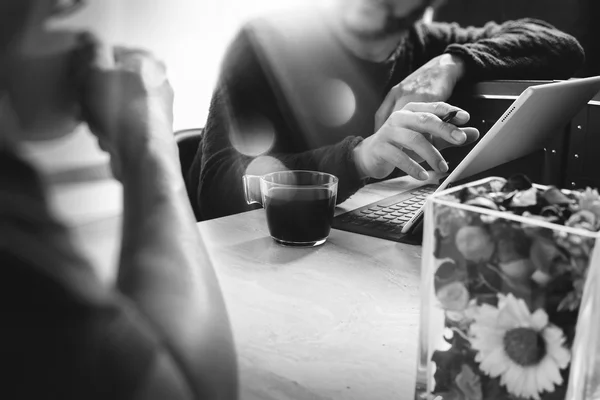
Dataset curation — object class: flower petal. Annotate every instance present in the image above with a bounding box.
[522,368,541,400]
[513,296,534,327]
[502,365,524,397]
[551,346,571,369]
[542,325,563,343]
[535,361,555,393]
[514,371,528,398]
[498,294,532,329]
[498,306,520,330]
[542,327,571,368]
[531,309,549,330]
[543,356,564,386]
[480,347,508,378]
[487,351,511,377]
[471,327,504,348]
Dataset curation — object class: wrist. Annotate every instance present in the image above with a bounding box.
[440,53,466,84]
[352,142,370,179]
[119,136,180,181]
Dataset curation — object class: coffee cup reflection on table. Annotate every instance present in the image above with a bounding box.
[243,170,338,247]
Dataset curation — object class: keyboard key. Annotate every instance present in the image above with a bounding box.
[331,185,437,243]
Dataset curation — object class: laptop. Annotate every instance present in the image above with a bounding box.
[332,76,600,244]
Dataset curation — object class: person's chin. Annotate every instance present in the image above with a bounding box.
[9,110,82,142]
[343,17,391,40]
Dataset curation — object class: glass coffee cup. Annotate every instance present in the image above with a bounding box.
[243,170,338,247]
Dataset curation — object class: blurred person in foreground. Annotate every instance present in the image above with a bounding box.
[188,0,585,220]
[0,1,237,399]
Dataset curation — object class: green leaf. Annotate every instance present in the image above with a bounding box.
[432,348,465,393]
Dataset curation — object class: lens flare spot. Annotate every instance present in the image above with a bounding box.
[230,117,276,157]
[315,78,356,127]
[245,156,287,177]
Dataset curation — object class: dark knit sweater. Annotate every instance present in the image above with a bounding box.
[187,11,584,221]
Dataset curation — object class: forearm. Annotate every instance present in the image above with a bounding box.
[198,137,367,219]
[416,20,585,81]
[446,20,585,80]
[117,138,237,399]
[118,140,203,305]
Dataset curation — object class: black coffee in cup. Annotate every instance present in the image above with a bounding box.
[264,187,336,244]
[243,170,339,247]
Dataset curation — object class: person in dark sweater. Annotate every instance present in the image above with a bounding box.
[1,1,237,399]
[187,0,585,221]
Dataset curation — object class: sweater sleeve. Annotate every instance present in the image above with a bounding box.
[411,19,585,81]
[189,26,366,220]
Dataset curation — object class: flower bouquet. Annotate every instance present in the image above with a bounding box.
[415,175,600,400]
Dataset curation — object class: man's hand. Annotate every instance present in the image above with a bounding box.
[375,53,465,131]
[78,42,175,179]
[354,102,479,181]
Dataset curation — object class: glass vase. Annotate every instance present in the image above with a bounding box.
[416,177,600,400]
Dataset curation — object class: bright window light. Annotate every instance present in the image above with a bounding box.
[54,0,319,130]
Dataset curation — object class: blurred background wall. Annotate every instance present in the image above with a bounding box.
[53,0,317,131]
[49,0,597,132]
[28,0,598,227]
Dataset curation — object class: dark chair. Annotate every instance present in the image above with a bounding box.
[175,128,203,221]
[175,128,203,177]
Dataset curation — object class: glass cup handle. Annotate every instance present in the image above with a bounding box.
[243,175,263,206]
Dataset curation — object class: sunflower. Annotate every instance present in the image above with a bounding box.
[469,294,570,400]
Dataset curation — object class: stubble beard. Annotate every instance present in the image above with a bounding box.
[342,2,430,40]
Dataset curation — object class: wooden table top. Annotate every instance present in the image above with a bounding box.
[49,165,441,400]
[197,174,442,400]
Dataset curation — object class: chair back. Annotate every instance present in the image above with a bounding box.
[175,128,203,177]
